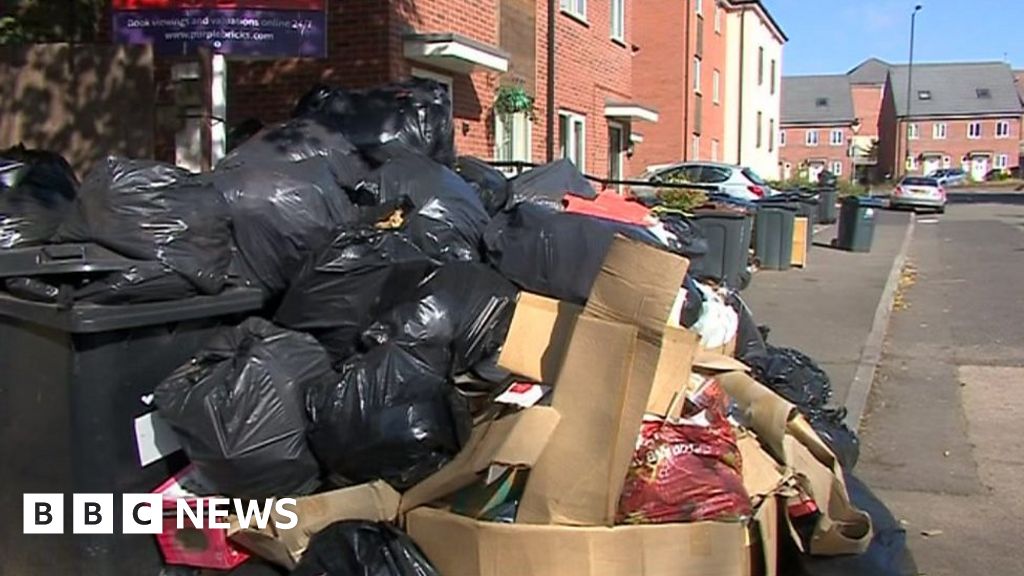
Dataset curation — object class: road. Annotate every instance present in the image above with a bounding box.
[857,192,1024,575]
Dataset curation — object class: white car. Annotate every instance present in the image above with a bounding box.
[634,161,775,202]
[890,176,947,213]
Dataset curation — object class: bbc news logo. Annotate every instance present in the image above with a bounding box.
[23,494,298,534]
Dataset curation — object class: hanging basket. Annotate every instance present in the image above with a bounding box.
[495,85,535,117]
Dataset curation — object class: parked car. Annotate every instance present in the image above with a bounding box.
[925,168,967,187]
[890,176,946,213]
[633,161,775,202]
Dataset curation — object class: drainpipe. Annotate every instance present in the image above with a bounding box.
[682,0,692,160]
[736,8,746,164]
[546,0,557,162]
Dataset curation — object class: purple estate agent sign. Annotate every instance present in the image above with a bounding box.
[113,8,327,58]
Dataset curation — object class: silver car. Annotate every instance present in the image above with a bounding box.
[633,161,774,202]
[925,168,967,187]
[890,176,947,213]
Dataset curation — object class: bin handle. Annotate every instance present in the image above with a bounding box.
[40,245,87,263]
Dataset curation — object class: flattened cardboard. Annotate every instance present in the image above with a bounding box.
[695,350,750,373]
[752,497,779,576]
[406,507,751,576]
[401,407,561,513]
[518,317,641,526]
[229,481,401,569]
[647,327,700,416]
[497,293,581,383]
[738,434,787,500]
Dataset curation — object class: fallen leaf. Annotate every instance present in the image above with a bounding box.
[921,529,943,538]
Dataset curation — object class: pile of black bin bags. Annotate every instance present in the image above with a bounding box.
[0,77,916,576]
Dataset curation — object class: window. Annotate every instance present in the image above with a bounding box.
[703,166,731,183]
[976,88,991,99]
[494,111,532,168]
[712,69,720,104]
[610,0,624,41]
[815,97,829,108]
[996,121,1010,138]
[995,154,1009,169]
[769,119,775,152]
[907,123,919,140]
[771,60,777,95]
[906,155,918,171]
[694,0,702,15]
[711,139,720,162]
[805,130,819,146]
[714,5,722,33]
[693,57,702,93]
[558,111,586,170]
[831,161,843,176]
[559,0,586,19]
[695,15,704,57]
[692,135,701,160]
[693,94,703,134]
[756,111,763,148]
[933,122,947,139]
[758,47,764,85]
[918,90,932,100]
[779,129,786,147]
[607,123,625,185]
[968,122,982,139]
[830,129,844,146]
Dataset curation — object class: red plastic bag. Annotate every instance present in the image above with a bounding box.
[617,379,752,524]
[564,191,655,226]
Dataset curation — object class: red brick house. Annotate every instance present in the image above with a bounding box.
[778,74,856,182]
[846,57,889,181]
[878,62,1022,181]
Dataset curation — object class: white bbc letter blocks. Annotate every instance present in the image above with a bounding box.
[24,494,64,534]
[72,494,114,534]
[122,494,164,534]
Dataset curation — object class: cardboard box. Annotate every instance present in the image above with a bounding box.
[229,481,401,569]
[792,217,808,268]
[406,505,770,576]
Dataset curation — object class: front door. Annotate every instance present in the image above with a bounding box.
[607,122,625,193]
[807,162,825,183]
[971,156,989,181]
[923,156,941,175]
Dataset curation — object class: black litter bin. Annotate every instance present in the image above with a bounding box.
[0,288,264,575]
[691,210,752,290]
[836,196,881,252]
[816,188,839,224]
[755,206,796,270]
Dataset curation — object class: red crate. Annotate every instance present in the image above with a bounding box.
[152,467,250,570]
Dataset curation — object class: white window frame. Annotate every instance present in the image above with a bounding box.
[494,111,533,169]
[712,69,720,104]
[907,123,919,140]
[906,156,918,171]
[996,120,1010,138]
[558,110,586,171]
[714,4,722,33]
[995,154,1009,169]
[607,121,626,188]
[805,130,819,147]
[779,129,786,147]
[711,138,719,162]
[968,122,982,139]
[411,68,453,96]
[692,135,701,160]
[695,0,703,15]
[559,0,587,21]
[693,56,702,94]
[831,161,843,176]
[829,129,844,146]
[610,0,625,42]
[933,122,947,140]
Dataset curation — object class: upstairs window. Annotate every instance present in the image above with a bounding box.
[976,88,992,99]
[996,121,1010,138]
[830,129,844,146]
[907,123,920,140]
[968,122,982,139]
[560,0,586,20]
[610,0,625,41]
[806,130,819,146]
[815,97,829,108]
[918,90,932,100]
[933,123,947,139]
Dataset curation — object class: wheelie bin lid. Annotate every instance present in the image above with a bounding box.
[843,195,886,208]
[692,209,748,220]
[0,287,264,333]
[0,243,138,278]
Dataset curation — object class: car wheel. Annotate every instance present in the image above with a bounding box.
[936,206,946,215]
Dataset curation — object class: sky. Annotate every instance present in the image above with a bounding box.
[763,0,1023,76]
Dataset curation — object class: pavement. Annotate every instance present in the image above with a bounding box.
[742,208,913,403]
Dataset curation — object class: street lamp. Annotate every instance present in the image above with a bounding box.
[903,4,923,176]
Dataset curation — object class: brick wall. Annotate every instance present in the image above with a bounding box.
[851,84,884,137]
[779,124,854,181]
[902,117,1020,177]
[693,1,728,164]
[631,0,687,172]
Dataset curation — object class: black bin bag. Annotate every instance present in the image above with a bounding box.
[205,160,360,296]
[725,291,768,361]
[291,521,440,576]
[786,474,917,576]
[154,318,332,499]
[505,158,597,210]
[56,157,233,294]
[455,155,509,216]
[275,227,436,364]
[293,78,455,166]
[363,262,518,375]
[0,146,79,249]
[359,149,490,262]
[306,342,470,490]
[484,203,666,305]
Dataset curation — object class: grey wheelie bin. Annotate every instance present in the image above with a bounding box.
[0,285,263,575]
[836,196,881,252]
[754,205,796,270]
[816,188,839,224]
[691,210,752,290]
